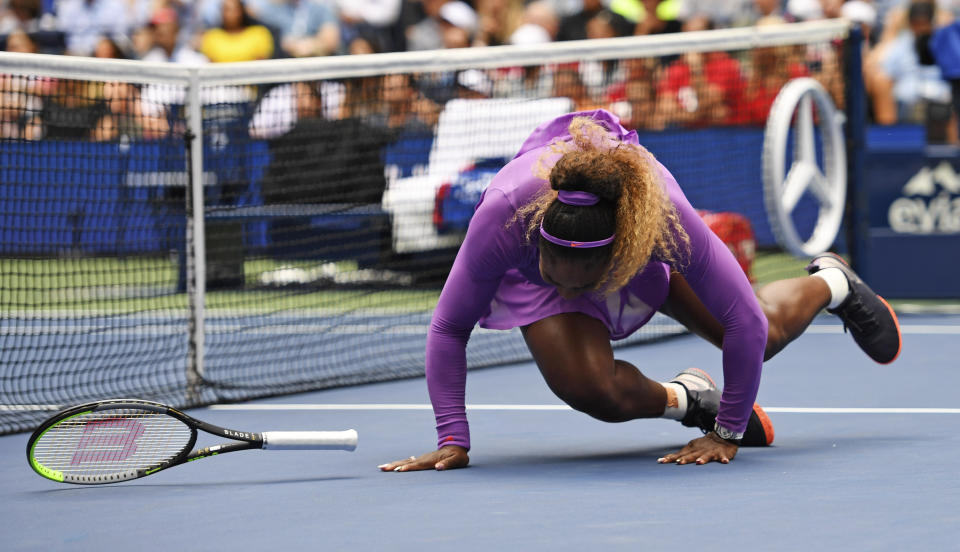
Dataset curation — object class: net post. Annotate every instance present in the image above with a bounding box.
[185,68,206,405]
[843,25,868,271]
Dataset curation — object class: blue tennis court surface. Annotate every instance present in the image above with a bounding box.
[3,314,958,550]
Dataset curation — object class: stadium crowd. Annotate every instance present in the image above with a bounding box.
[0,0,958,141]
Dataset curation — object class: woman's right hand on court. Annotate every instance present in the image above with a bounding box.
[378,445,469,472]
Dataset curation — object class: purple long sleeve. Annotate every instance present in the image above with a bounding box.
[660,168,768,436]
[426,186,526,450]
[424,110,768,449]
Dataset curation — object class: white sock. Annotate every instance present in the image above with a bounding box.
[812,267,850,309]
[660,382,688,420]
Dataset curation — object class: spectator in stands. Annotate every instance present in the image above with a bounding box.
[90,81,169,141]
[515,0,559,42]
[141,7,208,64]
[437,0,476,48]
[932,17,960,140]
[246,0,340,57]
[4,26,36,52]
[407,0,476,50]
[676,0,755,28]
[656,17,747,127]
[473,0,524,47]
[56,0,131,56]
[751,0,782,22]
[868,0,953,133]
[336,0,403,52]
[1,0,41,32]
[91,34,130,59]
[604,57,670,130]
[553,64,604,112]
[0,32,43,139]
[41,78,106,140]
[634,0,683,35]
[200,0,274,62]
[557,0,632,41]
[740,16,810,124]
[261,80,393,205]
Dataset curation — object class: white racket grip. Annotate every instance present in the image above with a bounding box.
[261,429,358,451]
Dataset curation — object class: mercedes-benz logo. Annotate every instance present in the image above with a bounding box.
[762,78,847,257]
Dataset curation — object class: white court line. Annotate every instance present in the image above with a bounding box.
[4,403,959,414]
[206,404,960,414]
[805,325,960,334]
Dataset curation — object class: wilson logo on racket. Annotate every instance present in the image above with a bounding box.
[71,418,146,465]
[27,399,358,485]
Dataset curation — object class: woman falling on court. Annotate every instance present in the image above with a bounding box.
[379,110,901,471]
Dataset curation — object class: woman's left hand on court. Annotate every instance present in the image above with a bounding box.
[378,445,469,472]
[658,432,738,465]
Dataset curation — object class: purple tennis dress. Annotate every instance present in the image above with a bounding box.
[426,110,768,450]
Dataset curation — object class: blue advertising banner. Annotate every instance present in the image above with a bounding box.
[860,131,960,298]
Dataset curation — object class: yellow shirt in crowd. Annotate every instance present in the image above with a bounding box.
[201,26,274,63]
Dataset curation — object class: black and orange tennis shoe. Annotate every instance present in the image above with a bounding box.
[670,368,774,447]
[806,252,902,364]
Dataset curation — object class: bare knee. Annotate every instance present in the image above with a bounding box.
[756,295,787,361]
[548,373,628,422]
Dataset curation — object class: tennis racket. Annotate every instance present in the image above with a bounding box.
[27,399,358,485]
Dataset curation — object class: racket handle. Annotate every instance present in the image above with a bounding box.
[261,430,358,451]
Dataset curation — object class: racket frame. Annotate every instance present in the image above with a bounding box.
[30,399,271,484]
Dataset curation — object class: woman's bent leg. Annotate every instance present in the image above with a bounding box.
[521,312,666,422]
[660,271,831,361]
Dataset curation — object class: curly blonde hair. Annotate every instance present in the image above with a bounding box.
[514,116,690,293]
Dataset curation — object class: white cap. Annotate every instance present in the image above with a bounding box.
[841,1,877,27]
[786,0,823,21]
[439,1,478,32]
[509,23,552,45]
[457,69,492,96]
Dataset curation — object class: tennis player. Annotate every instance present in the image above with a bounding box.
[379,109,901,471]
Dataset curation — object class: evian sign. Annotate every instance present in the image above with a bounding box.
[888,161,960,234]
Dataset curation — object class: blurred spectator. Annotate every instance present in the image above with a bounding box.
[41,79,106,140]
[200,0,274,62]
[406,0,448,51]
[4,25,36,52]
[141,7,208,64]
[455,68,493,98]
[656,17,747,127]
[515,0,559,42]
[56,0,131,56]
[868,0,952,128]
[90,81,169,141]
[553,63,604,111]
[0,31,43,139]
[91,34,131,59]
[676,0,755,29]
[751,0,782,21]
[634,0,683,35]
[741,17,810,124]
[473,0,523,47]
[260,80,393,205]
[406,0,477,50]
[0,0,57,34]
[337,0,403,52]
[785,0,823,21]
[437,0,476,48]
[246,0,340,57]
[932,19,960,140]
[557,0,632,41]
[604,57,670,129]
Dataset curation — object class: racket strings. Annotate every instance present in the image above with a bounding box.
[32,410,192,475]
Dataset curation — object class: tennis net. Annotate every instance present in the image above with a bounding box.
[0,19,855,433]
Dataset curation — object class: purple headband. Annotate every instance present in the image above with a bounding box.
[540,190,615,248]
[539,225,615,248]
[557,190,601,206]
